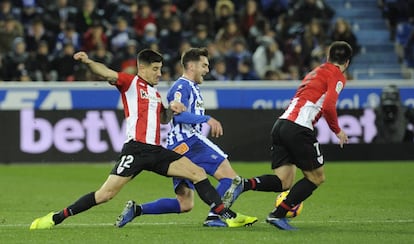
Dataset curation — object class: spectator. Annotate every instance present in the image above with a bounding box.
[185,0,214,36]
[133,1,156,38]
[282,38,306,78]
[42,0,77,34]
[1,37,30,81]
[20,0,43,27]
[403,26,414,69]
[252,37,284,79]
[89,43,113,68]
[225,38,252,79]
[111,39,138,74]
[159,16,184,63]
[0,0,20,22]
[234,57,260,80]
[330,18,360,55]
[108,16,137,53]
[247,16,277,51]
[27,40,57,81]
[290,0,335,30]
[238,0,264,37]
[214,0,235,33]
[378,0,410,41]
[54,22,81,55]
[215,17,245,55]
[299,19,328,71]
[52,42,78,81]
[156,0,180,37]
[260,0,289,26]
[204,57,230,81]
[263,69,284,80]
[140,22,158,49]
[74,0,103,34]
[102,0,137,25]
[190,24,212,48]
[167,39,191,77]
[24,18,56,54]
[0,14,24,54]
[81,20,108,52]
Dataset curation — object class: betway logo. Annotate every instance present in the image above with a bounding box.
[20,110,126,153]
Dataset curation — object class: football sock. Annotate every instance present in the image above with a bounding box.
[208,178,231,214]
[216,178,232,197]
[244,175,283,192]
[194,178,235,218]
[141,198,180,214]
[53,192,97,224]
[272,178,317,218]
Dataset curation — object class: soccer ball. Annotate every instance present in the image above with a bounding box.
[275,190,303,218]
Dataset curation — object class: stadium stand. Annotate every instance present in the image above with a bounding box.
[326,0,411,79]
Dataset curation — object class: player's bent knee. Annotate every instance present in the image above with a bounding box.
[177,198,194,213]
[308,174,325,186]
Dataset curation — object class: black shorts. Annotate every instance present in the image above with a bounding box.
[270,119,324,171]
[110,140,183,178]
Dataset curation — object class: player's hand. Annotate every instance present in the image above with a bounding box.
[73,51,92,64]
[207,117,223,138]
[169,101,186,114]
[336,129,348,148]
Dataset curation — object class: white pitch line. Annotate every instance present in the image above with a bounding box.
[1,219,414,228]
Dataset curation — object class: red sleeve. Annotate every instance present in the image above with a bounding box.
[114,72,135,92]
[322,77,345,134]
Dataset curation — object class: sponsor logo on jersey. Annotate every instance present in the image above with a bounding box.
[196,100,204,109]
[140,89,161,102]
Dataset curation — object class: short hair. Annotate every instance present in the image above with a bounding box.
[327,41,353,65]
[137,49,163,65]
[181,47,209,69]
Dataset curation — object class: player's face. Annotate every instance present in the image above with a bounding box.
[194,56,209,84]
[140,62,162,86]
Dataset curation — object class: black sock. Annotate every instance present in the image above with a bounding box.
[194,178,236,219]
[272,178,317,218]
[194,179,223,210]
[53,192,97,225]
[244,175,283,192]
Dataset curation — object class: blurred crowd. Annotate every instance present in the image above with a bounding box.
[0,0,361,82]
[378,0,414,70]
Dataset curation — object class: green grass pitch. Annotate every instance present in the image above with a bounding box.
[1,161,413,244]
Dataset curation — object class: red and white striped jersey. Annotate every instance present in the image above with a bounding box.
[114,72,164,145]
[280,63,346,134]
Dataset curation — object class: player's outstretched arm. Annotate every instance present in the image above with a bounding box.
[160,101,186,124]
[73,51,118,84]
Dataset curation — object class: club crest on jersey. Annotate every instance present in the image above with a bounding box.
[335,81,343,94]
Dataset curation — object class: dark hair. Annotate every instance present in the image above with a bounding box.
[327,41,353,65]
[137,49,163,65]
[181,47,209,69]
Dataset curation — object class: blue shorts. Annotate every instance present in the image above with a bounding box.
[167,134,228,191]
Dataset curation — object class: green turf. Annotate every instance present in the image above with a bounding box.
[1,161,413,244]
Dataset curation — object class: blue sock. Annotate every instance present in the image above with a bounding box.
[216,178,232,197]
[141,198,181,215]
[207,178,232,216]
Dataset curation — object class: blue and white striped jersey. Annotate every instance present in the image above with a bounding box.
[166,77,211,147]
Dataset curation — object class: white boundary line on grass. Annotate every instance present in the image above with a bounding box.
[2,219,414,228]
